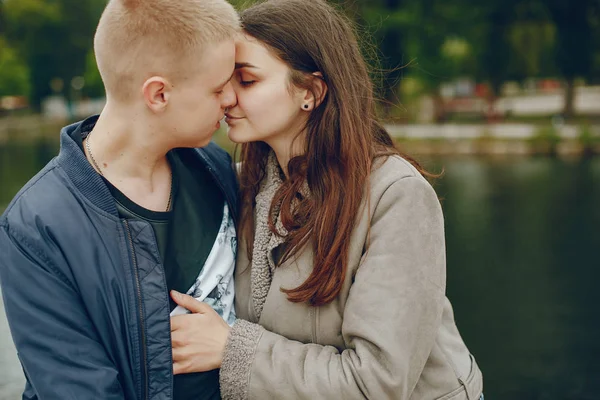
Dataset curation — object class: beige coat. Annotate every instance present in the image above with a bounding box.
[220,155,483,399]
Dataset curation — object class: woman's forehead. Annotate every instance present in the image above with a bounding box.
[236,36,273,62]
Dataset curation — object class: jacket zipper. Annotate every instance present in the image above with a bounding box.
[124,221,149,400]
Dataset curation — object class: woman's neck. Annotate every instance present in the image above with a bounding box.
[267,131,306,179]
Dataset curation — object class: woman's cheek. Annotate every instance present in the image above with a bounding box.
[244,88,270,120]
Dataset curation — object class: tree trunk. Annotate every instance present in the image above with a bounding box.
[433,89,446,124]
[486,87,500,124]
[563,77,576,119]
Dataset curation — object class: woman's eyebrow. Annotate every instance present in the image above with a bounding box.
[235,62,258,69]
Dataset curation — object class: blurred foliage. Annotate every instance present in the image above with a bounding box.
[0,37,31,97]
[578,124,600,155]
[529,125,561,155]
[1,0,103,108]
[0,0,598,116]
[82,49,105,99]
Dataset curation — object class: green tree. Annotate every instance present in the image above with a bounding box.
[353,0,414,114]
[352,0,482,121]
[508,21,556,80]
[591,15,600,85]
[409,0,479,121]
[3,0,62,108]
[546,0,598,118]
[0,37,31,97]
[82,49,105,98]
[3,0,105,109]
[465,0,517,119]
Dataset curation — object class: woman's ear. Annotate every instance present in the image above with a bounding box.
[301,72,328,111]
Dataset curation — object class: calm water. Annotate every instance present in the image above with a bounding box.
[0,138,599,399]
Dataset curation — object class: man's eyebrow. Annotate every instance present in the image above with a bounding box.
[235,62,258,69]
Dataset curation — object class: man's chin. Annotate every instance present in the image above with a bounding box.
[194,137,214,148]
[192,128,219,148]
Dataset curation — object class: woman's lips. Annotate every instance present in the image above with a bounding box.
[225,114,244,124]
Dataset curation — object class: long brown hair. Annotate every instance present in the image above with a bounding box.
[238,0,432,306]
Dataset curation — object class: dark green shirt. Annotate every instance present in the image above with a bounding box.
[76,133,224,400]
[106,151,224,310]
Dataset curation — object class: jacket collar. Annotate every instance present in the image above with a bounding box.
[250,152,310,319]
[56,116,119,216]
[56,116,238,222]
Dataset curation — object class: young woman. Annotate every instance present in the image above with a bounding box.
[170,0,483,398]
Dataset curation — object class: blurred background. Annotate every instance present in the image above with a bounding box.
[1,0,599,399]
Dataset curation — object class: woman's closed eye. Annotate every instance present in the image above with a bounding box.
[235,71,257,87]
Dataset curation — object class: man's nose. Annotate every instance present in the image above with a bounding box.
[221,81,237,109]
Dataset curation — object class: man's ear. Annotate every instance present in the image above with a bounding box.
[142,76,172,113]
[301,72,328,111]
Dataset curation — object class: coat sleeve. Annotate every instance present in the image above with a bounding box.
[0,223,126,400]
[219,176,447,400]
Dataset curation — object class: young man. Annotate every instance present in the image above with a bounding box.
[0,0,239,398]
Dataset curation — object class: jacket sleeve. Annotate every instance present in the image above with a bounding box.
[219,176,447,400]
[0,223,126,400]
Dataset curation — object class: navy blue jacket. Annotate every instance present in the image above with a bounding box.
[0,117,239,400]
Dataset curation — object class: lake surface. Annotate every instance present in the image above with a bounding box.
[1,138,599,399]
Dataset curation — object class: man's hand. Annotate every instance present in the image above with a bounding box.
[170,290,231,374]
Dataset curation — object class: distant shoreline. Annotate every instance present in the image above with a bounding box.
[1,115,598,157]
[387,124,600,157]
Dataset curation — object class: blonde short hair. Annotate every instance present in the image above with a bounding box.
[94,0,239,102]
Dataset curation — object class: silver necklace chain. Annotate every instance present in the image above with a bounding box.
[84,133,173,212]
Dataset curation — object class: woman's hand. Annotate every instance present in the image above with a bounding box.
[170,290,231,374]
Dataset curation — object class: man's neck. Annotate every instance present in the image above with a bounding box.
[84,107,174,212]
